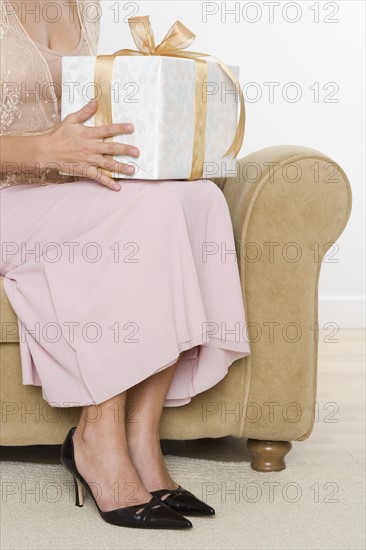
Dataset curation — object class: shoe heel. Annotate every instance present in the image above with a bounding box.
[74,476,84,507]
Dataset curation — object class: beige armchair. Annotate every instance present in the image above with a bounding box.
[0,145,352,471]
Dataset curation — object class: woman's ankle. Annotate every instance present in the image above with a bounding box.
[74,420,124,450]
[126,425,160,450]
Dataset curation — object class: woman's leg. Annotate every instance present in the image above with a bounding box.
[125,359,181,492]
[72,391,154,512]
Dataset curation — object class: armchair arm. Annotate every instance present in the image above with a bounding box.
[214,145,352,441]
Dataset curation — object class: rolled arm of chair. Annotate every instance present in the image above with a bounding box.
[216,145,352,441]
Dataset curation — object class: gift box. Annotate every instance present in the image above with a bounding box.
[60,17,244,180]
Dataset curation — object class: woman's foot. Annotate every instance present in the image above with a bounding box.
[126,428,215,515]
[72,423,154,512]
[126,427,180,494]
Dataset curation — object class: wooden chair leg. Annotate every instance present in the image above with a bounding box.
[246,439,292,472]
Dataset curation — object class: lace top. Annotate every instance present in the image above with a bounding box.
[0,0,100,188]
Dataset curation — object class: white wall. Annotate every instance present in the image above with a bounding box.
[98,0,365,328]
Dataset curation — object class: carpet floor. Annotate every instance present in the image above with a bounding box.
[1,455,364,550]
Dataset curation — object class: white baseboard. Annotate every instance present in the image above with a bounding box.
[318,296,365,329]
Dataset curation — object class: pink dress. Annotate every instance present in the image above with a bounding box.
[0,29,251,408]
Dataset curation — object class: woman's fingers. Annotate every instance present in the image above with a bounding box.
[92,142,140,158]
[59,102,137,188]
[95,155,136,176]
[89,122,135,139]
[84,164,121,191]
[65,99,98,124]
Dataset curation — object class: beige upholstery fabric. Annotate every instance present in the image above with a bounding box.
[0,145,352,445]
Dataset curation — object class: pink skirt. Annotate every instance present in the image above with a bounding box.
[0,178,251,408]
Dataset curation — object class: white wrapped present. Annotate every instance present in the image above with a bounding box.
[61,17,243,180]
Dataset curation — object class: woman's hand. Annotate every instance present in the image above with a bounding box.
[42,98,139,191]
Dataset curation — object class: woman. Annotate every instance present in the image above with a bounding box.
[0,0,251,530]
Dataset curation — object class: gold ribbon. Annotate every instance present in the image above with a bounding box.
[94,16,245,180]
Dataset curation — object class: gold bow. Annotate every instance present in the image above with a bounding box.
[94,16,245,179]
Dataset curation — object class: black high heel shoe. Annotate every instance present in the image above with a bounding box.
[151,485,215,516]
[60,427,192,530]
